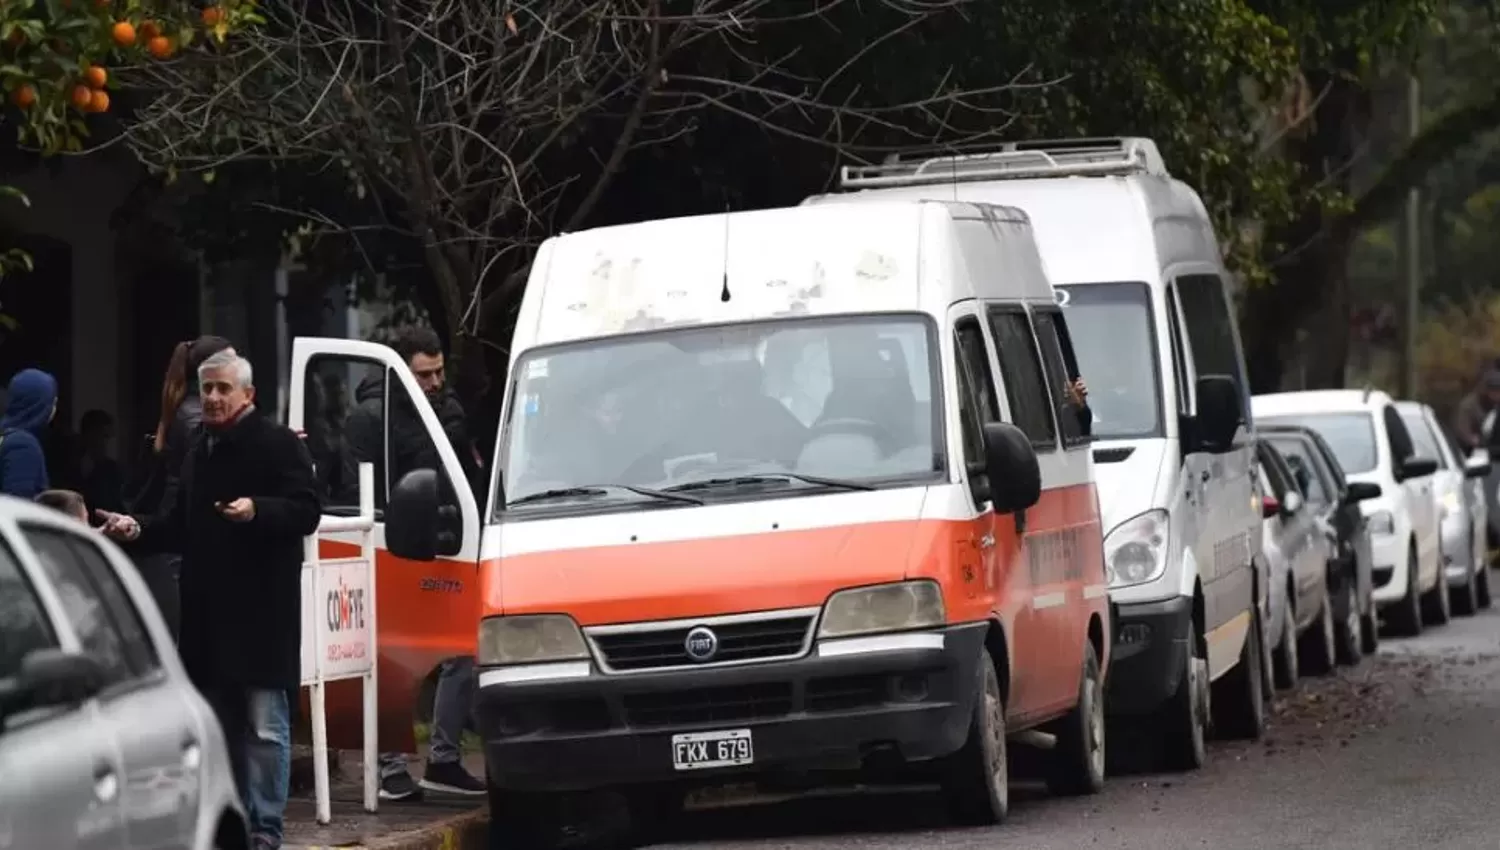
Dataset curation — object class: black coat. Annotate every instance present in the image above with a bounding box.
[142,407,321,690]
[345,378,482,504]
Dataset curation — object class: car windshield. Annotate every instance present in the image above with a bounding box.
[497,315,942,514]
[1398,409,1448,468]
[1258,413,1378,475]
[1055,282,1163,439]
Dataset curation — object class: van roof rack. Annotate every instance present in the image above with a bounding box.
[838,137,1168,191]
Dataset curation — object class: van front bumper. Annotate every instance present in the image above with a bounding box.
[475,622,987,792]
[1105,595,1192,716]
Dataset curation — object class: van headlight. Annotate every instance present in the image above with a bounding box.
[1367,510,1395,536]
[1106,509,1169,588]
[477,615,589,666]
[818,580,945,639]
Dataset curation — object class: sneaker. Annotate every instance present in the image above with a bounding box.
[379,769,425,802]
[419,761,486,796]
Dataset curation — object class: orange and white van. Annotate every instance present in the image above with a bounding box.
[291,199,1110,841]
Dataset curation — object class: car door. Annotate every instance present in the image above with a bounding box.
[288,338,481,752]
[18,522,200,850]
[1260,444,1321,625]
[0,526,126,850]
[1383,405,1437,575]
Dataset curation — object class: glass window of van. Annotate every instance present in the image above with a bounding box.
[1175,274,1249,411]
[1054,282,1164,439]
[497,315,944,513]
[1258,413,1378,475]
[986,308,1057,448]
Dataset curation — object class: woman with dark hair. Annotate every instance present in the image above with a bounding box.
[126,335,234,639]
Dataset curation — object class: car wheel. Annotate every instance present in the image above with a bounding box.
[1299,583,1337,676]
[941,647,1009,825]
[1423,550,1452,625]
[1045,642,1106,796]
[1360,583,1381,655]
[1335,570,1363,666]
[1272,594,1299,690]
[1386,544,1424,637]
[1156,627,1209,771]
[1479,561,1493,610]
[1211,605,1266,740]
[1453,551,1480,617]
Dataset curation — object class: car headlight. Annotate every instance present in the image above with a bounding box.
[818,580,945,639]
[1106,509,1169,588]
[1367,510,1395,535]
[477,615,589,666]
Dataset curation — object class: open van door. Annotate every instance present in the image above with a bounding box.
[288,337,482,752]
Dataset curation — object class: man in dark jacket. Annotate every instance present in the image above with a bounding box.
[347,326,486,800]
[101,349,320,850]
[0,368,58,499]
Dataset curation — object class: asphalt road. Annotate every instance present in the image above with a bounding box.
[648,577,1500,850]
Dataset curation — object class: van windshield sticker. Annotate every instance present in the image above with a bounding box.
[527,358,549,379]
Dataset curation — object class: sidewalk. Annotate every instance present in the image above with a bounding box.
[283,749,488,850]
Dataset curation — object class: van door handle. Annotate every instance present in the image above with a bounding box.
[93,763,118,803]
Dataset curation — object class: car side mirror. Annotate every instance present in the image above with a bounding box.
[979,421,1041,513]
[1465,456,1492,479]
[1282,491,1303,515]
[387,469,441,561]
[1260,494,1280,519]
[1345,481,1382,502]
[1192,375,1242,453]
[1398,456,1438,481]
[0,649,105,722]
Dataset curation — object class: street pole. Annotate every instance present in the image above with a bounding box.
[1402,73,1421,398]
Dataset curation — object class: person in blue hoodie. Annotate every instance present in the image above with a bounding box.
[0,368,59,499]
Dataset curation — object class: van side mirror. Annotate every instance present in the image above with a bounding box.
[1465,456,1492,479]
[0,649,105,723]
[1398,456,1438,481]
[1345,481,1382,502]
[979,421,1041,513]
[387,469,441,561]
[1192,375,1242,452]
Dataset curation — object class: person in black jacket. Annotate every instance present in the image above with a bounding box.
[347,326,486,800]
[101,350,320,850]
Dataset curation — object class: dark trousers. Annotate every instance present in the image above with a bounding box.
[202,684,293,848]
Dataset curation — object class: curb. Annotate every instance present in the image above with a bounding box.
[288,807,489,850]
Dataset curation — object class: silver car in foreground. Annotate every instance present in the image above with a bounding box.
[0,496,247,849]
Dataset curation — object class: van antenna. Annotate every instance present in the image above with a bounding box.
[1362,382,1374,402]
[719,201,732,302]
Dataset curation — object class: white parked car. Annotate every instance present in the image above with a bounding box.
[1395,400,1493,614]
[0,497,248,850]
[1252,389,1441,636]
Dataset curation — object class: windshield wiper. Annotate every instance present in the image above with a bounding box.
[509,485,704,507]
[665,473,875,493]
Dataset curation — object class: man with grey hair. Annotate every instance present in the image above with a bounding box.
[100,349,321,850]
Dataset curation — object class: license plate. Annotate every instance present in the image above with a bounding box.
[671,729,753,771]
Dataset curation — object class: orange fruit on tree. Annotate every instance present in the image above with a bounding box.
[139,20,161,39]
[111,21,135,47]
[70,84,92,110]
[146,35,173,59]
[201,6,224,26]
[88,89,109,113]
[10,85,36,109]
[84,65,107,89]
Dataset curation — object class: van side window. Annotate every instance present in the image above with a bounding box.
[986,307,1057,448]
[954,317,998,497]
[1031,308,1086,445]
[1165,284,1192,416]
[1175,274,1247,398]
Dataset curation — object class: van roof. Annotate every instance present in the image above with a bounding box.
[514,199,1051,351]
[1252,389,1392,417]
[803,138,1220,288]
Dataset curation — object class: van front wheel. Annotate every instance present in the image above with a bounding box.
[940,648,1009,825]
[1044,642,1106,796]
[1156,631,1208,771]
[1211,606,1266,740]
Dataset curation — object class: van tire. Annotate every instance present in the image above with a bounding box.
[1387,544,1424,637]
[1044,642,1105,797]
[1298,584,1337,676]
[1211,606,1266,741]
[940,647,1009,825]
[1422,552,1452,625]
[1271,596,1298,690]
[1156,630,1208,771]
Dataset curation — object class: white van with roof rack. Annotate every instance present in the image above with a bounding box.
[803,137,1269,771]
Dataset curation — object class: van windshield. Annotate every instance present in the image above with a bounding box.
[496,315,944,516]
[1257,413,1378,475]
[1055,282,1164,439]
